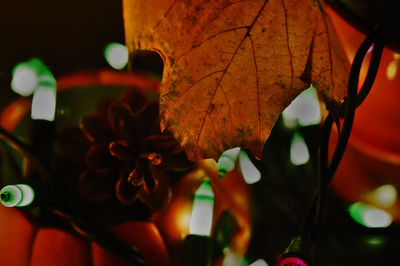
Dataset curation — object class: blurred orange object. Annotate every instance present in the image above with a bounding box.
[151,159,251,265]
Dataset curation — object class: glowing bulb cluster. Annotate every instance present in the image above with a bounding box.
[348,202,393,228]
[11,58,57,121]
[0,184,35,207]
[217,147,261,184]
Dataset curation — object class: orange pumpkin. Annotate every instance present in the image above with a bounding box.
[0,165,249,266]
[0,203,170,266]
[0,70,251,265]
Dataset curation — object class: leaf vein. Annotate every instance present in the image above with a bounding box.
[248,33,261,155]
[281,0,294,98]
[152,0,178,31]
[206,113,219,152]
[162,70,224,124]
[192,0,270,159]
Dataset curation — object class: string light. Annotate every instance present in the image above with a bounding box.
[104,42,129,70]
[238,150,261,184]
[250,259,269,266]
[11,58,45,96]
[31,68,57,121]
[182,178,214,266]
[0,184,35,207]
[348,202,393,228]
[366,184,397,208]
[217,147,241,177]
[217,148,261,184]
[282,85,321,128]
[189,178,214,236]
[290,133,309,165]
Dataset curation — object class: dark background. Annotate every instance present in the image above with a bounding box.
[0,0,125,109]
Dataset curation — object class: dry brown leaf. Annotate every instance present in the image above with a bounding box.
[123,0,349,160]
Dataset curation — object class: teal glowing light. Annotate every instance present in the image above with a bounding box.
[282,85,321,128]
[0,184,35,207]
[238,151,261,184]
[104,42,129,70]
[290,133,309,165]
[217,147,241,177]
[348,202,393,228]
[189,178,214,236]
[11,58,45,96]
[31,69,57,121]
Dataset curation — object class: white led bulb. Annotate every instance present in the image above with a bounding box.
[217,147,241,177]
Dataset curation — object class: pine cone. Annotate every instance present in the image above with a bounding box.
[78,88,193,211]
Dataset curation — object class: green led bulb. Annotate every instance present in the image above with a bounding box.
[217,147,241,177]
[0,184,35,207]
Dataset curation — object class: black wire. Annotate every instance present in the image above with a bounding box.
[50,206,146,265]
[0,126,52,181]
[0,139,22,179]
[0,125,146,266]
[327,27,379,182]
[300,22,386,241]
[355,32,384,107]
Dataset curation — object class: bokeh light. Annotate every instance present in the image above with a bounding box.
[239,151,261,184]
[189,178,214,236]
[217,147,241,177]
[11,58,45,96]
[104,42,129,70]
[250,259,269,266]
[0,184,34,207]
[282,85,321,128]
[31,70,57,122]
[290,133,309,165]
[349,202,392,228]
[367,184,397,208]
[386,61,397,80]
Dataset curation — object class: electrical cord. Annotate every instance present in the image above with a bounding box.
[300,21,385,241]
